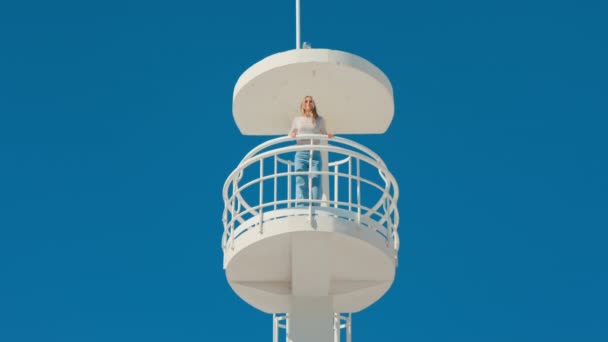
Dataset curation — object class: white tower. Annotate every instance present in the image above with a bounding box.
[222,5,399,342]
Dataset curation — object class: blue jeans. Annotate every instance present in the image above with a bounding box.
[294,150,322,206]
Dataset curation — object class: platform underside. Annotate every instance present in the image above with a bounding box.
[224,209,396,313]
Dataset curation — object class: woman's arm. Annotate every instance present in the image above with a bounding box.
[289,117,298,137]
[320,128,333,138]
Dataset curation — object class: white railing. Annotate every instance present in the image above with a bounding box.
[222,134,400,253]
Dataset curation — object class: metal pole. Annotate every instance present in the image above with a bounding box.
[346,313,352,342]
[333,164,338,208]
[356,159,361,224]
[334,313,340,342]
[274,155,278,210]
[273,314,278,342]
[259,159,264,233]
[288,161,292,208]
[296,0,301,49]
[286,314,292,342]
[309,144,313,220]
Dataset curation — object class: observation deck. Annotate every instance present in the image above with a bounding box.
[222,134,399,314]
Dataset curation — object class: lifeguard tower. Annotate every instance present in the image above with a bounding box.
[222,4,399,341]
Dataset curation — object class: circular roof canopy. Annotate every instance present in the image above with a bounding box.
[233,49,394,135]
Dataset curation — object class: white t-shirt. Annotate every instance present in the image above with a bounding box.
[290,115,326,144]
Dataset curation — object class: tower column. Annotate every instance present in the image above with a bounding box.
[288,232,333,342]
[287,296,333,342]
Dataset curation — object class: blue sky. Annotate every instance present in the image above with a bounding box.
[1,0,607,341]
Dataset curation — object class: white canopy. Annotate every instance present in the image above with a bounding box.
[232,49,394,135]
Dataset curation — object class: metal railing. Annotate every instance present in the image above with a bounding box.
[222,134,399,253]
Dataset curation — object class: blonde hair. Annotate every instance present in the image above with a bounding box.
[300,96,319,124]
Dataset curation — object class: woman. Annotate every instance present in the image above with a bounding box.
[289,96,333,206]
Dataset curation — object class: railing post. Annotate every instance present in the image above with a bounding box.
[348,157,352,213]
[321,140,330,207]
[273,314,278,342]
[384,197,390,247]
[334,313,340,342]
[333,164,339,208]
[287,161,292,208]
[230,182,237,250]
[346,313,352,342]
[274,155,278,210]
[356,158,361,224]
[308,141,313,221]
[259,158,264,234]
[286,313,291,342]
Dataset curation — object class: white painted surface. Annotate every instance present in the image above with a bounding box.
[232,49,394,135]
[292,233,330,296]
[225,211,395,314]
[287,296,333,342]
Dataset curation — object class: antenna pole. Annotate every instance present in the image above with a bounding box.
[296,0,301,49]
